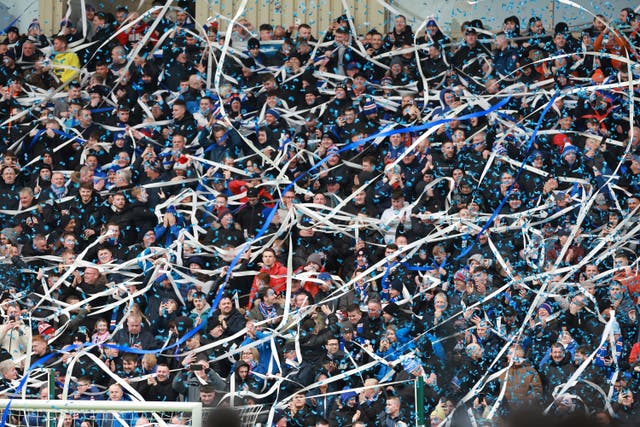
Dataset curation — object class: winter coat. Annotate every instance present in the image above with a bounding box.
[500,362,543,406]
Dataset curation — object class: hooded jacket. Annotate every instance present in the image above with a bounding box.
[500,361,543,406]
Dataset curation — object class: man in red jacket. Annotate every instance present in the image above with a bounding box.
[248,247,288,308]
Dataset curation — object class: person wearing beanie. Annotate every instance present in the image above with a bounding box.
[27,20,40,33]
[387,279,405,302]
[4,27,20,45]
[362,99,378,117]
[330,387,359,426]
[247,37,260,50]
[453,268,470,284]
[383,55,411,88]
[243,37,267,69]
[555,142,585,189]
[400,356,422,375]
[305,252,324,271]
[325,75,353,120]
[552,133,571,152]
[539,302,553,316]
[265,108,281,122]
[418,18,451,52]
[25,19,48,49]
[263,107,286,142]
[382,301,403,320]
[561,143,579,158]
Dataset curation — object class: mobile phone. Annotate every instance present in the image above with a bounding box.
[189,364,203,371]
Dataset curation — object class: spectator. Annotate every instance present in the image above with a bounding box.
[113,313,156,350]
[50,36,80,83]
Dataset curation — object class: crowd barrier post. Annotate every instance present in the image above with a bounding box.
[416,377,425,427]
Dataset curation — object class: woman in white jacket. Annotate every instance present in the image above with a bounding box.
[0,303,31,362]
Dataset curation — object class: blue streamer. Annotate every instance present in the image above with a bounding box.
[52,129,87,144]
[90,107,115,114]
[23,129,45,157]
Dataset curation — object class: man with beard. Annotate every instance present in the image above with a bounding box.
[248,248,288,307]
[210,295,246,341]
[67,183,105,243]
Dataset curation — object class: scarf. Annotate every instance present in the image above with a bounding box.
[258,302,277,320]
[51,183,67,199]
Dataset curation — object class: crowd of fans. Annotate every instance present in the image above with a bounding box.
[0,2,638,427]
